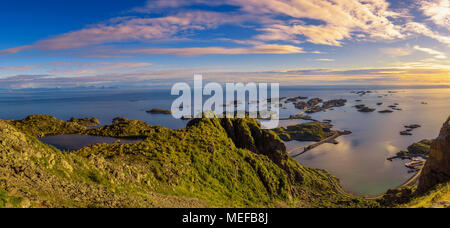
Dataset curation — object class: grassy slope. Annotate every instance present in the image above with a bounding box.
[398,183,450,208]
[1,115,376,208]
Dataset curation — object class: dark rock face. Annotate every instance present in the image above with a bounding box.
[219,118,287,166]
[418,116,450,193]
[379,187,414,207]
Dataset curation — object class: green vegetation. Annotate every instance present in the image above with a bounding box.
[0,189,23,208]
[0,115,375,208]
[390,139,432,160]
[274,122,333,142]
[85,117,170,138]
[407,140,432,158]
[8,115,86,137]
[397,183,450,208]
[69,117,100,127]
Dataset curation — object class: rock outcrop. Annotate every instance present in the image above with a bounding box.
[69,117,100,127]
[418,116,450,193]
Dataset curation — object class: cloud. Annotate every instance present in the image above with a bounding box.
[0,65,38,71]
[35,11,242,51]
[0,0,449,59]
[0,11,244,54]
[419,0,450,27]
[2,66,449,89]
[48,62,153,76]
[404,22,450,46]
[234,0,405,46]
[0,45,32,55]
[119,44,304,55]
[381,47,414,57]
[413,45,447,59]
[315,59,335,62]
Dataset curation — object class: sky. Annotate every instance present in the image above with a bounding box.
[0,0,449,88]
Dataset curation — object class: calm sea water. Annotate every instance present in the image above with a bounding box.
[1,87,449,196]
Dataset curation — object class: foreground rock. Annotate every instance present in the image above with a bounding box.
[418,116,450,193]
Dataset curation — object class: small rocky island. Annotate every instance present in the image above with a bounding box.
[354,104,376,113]
[146,109,172,115]
[400,124,421,136]
[284,96,347,113]
[273,122,351,143]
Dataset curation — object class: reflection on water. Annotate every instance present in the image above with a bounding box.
[40,135,141,151]
[1,87,449,196]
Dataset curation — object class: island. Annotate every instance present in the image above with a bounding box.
[146,109,173,115]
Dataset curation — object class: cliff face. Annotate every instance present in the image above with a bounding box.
[418,116,450,192]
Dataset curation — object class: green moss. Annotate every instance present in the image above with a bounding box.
[0,189,23,208]
[9,115,86,137]
[69,117,100,127]
[407,140,432,157]
[274,122,333,142]
[85,117,169,138]
[398,183,450,208]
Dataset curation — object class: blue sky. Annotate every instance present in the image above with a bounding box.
[0,0,449,88]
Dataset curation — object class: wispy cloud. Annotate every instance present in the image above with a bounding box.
[119,44,304,55]
[1,66,449,89]
[315,59,335,62]
[381,46,414,57]
[414,45,447,59]
[32,11,241,51]
[0,64,38,71]
[0,45,32,55]
[48,62,153,76]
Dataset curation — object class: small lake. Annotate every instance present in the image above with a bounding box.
[40,135,141,151]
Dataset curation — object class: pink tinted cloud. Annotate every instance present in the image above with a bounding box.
[0,64,38,71]
[0,45,32,55]
[32,11,243,51]
[49,62,153,76]
[119,44,304,55]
